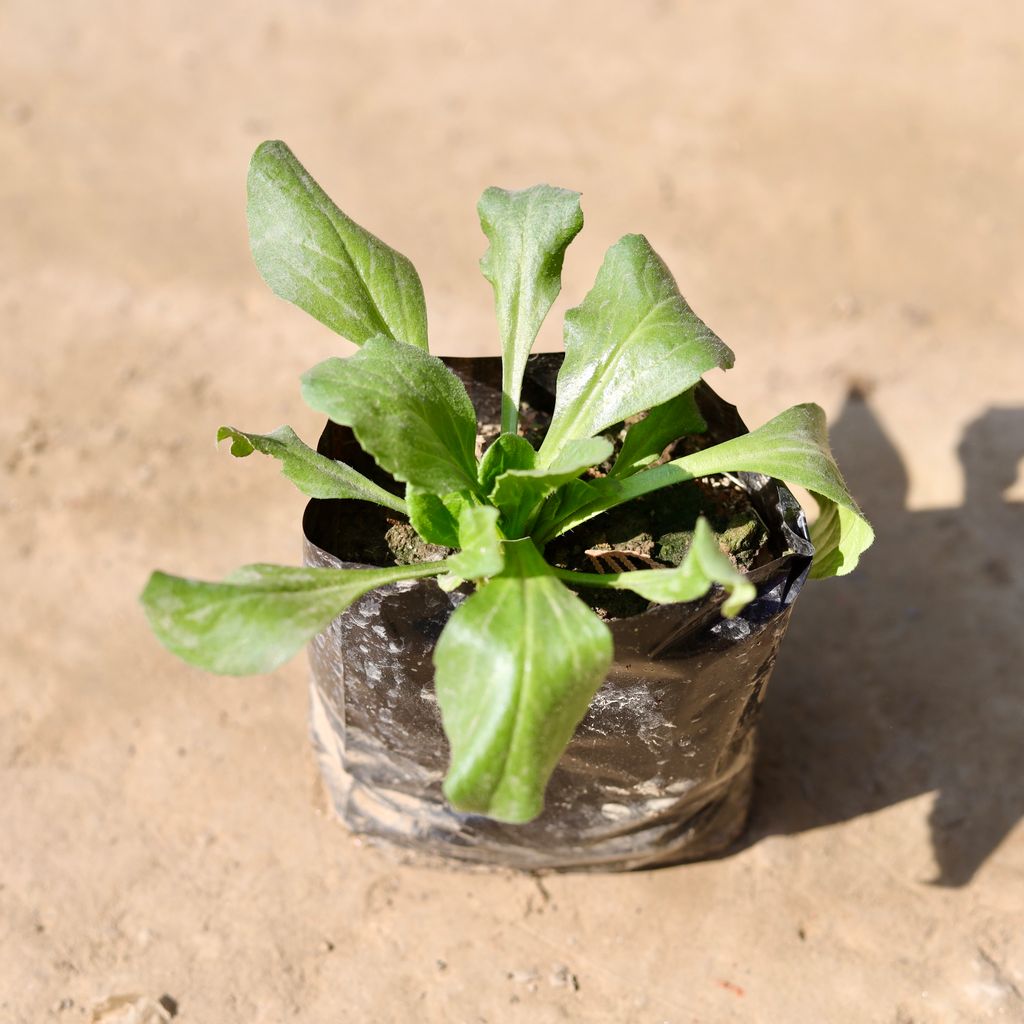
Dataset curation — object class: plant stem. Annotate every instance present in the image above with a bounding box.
[550,566,632,589]
[371,488,409,515]
[500,388,519,436]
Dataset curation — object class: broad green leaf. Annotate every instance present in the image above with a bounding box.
[490,437,613,538]
[445,506,504,580]
[247,140,428,350]
[561,403,873,577]
[538,234,733,465]
[609,388,707,478]
[301,335,480,496]
[478,185,584,433]
[478,434,537,494]
[217,425,406,513]
[554,517,756,618]
[433,539,613,823]
[407,488,474,547]
[141,561,447,676]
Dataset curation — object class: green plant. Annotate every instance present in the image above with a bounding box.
[141,141,872,824]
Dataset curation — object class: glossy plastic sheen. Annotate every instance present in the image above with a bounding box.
[303,355,813,871]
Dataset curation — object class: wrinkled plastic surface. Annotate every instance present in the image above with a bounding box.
[303,355,813,871]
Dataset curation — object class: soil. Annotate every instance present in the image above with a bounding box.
[4,4,1024,1022]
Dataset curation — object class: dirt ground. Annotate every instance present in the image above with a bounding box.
[3,1,1023,1021]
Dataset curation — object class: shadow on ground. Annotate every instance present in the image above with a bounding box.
[746,391,1024,886]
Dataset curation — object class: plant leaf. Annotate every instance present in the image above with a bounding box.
[407,488,474,547]
[490,437,613,538]
[538,234,733,465]
[247,140,428,350]
[558,403,873,577]
[478,434,537,494]
[609,388,706,478]
[446,506,505,580]
[555,517,756,617]
[217,425,406,513]
[478,185,584,433]
[433,539,613,823]
[806,498,875,580]
[530,476,623,545]
[301,335,480,496]
[141,561,447,676]
[436,572,464,593]
[652,403,872,578]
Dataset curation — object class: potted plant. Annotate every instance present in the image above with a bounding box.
[141,141,872,870]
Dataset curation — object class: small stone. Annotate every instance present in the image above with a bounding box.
[549,965,579,991]
[90,993,173,1023]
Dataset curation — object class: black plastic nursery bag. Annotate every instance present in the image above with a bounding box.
[303,355,813,871]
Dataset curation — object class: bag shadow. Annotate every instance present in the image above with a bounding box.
[743,390,1024,886]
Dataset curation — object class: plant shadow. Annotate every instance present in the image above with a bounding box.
[743,391,1024,886]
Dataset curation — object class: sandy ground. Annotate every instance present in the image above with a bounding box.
[3,1,1023,1021]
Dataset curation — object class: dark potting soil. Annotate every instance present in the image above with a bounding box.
[323,385,769,621]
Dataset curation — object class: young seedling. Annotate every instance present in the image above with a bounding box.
[141,141,872,824]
